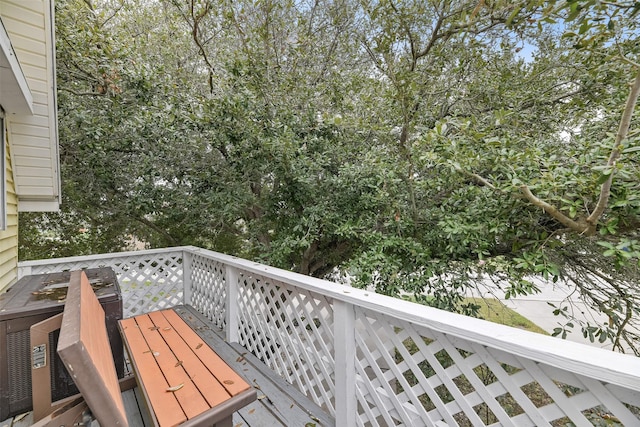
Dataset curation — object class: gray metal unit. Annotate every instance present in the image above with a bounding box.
[0,268,123,420]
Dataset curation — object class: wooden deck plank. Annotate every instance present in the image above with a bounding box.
[226,342,333,426]
[123,389,146,427]
[174,305,334,427]
[234,400,292,427]
[133,385,155,427]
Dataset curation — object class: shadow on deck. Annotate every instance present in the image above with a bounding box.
[0,306,334,427]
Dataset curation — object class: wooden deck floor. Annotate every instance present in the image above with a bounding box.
[0,305,334,427]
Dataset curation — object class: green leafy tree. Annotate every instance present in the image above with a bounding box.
[20,0,640,354]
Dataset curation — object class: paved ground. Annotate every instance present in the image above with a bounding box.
[471,278,618,350]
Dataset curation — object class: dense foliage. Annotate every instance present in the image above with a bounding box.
[20,0,640,353]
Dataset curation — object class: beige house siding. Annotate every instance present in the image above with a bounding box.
[0,137,18,292]
[1,0,60,212]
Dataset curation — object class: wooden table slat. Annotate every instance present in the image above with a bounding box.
[147,310,231,407]
[119,317,187,426]
[134,313,211,419]
[162,309,251,396]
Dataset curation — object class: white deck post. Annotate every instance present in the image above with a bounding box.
[17,265,32,280]
[334,299,356,426]
[225,265,240,343]
[182,248,193,305]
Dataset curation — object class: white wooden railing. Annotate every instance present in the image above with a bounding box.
[19,246,640,426]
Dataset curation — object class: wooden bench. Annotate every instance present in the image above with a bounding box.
[31,270,256,427]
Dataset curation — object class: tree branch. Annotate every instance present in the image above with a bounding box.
[415,13,445,60]
[520,185,587,232]
[587,68,640,226]
[82,0,94,11]
[452,164,499,191]
[58,87,108,97]
[389,0,417,71]
[131,215,179,246]
[179,0,216,94]
[466,172,497,190]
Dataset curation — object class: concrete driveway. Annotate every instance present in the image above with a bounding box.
[472,278,623,351]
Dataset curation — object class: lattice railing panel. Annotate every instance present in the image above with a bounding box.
[236,273,336,412]
[354,306,640,427]
[117,253,184,316]
[22,250,185,317]
[189,254,227,329]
